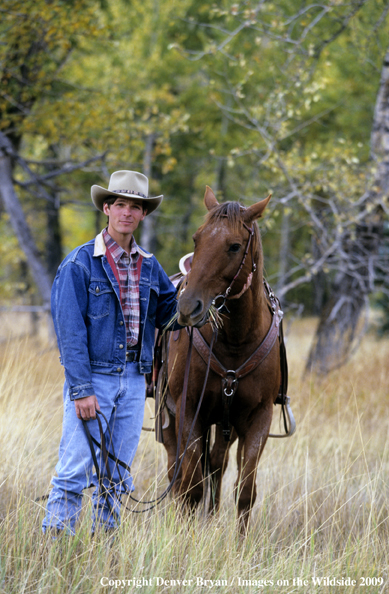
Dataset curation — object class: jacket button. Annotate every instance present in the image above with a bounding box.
[117,367,122,373]
[119,321,124,326]
[119,344,124,349]
[96,287,100,293]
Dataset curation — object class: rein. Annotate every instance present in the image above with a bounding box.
[81,328,216,514]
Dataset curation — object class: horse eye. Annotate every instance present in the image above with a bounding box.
[229,243,241,253]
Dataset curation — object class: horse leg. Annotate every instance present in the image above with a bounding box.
[235,404,273,535]
[208,426,236,514]
[175,401,205,512]
[162,409,182,490]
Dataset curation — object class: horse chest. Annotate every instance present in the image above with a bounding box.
[198,371,262,426]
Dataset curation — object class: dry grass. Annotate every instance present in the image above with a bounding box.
[0,317,388,593]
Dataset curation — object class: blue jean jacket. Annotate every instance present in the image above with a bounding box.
[51,231,178,400]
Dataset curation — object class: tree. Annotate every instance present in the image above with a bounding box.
[306,47,389,373]
[168,0,389,371]
[0,132,52,304]
[0,0,203,296]
[1,0,389,375]
[0,0,104,305]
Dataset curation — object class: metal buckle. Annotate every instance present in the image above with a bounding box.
[126,350,138,362]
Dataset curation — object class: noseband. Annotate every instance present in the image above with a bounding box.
[212,222,256,312]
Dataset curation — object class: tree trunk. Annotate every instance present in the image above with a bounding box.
[213,100,231,199]
[45,197,62,281]
[0,132,52,307]
[140,133,158,253]
[306,48,389,374]
[276,208,290,296]
[45,145,63,281]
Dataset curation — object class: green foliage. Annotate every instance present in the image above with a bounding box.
[1,0,388,311]
[0,216,31,304]
[0,0,102,140]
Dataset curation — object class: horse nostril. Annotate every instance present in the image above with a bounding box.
[191,300,204,319]
[178,295,205,323]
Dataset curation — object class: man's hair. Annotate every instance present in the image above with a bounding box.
[103,196,147,212]
[103,196,118,208]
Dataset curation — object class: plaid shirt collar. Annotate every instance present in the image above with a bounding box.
[102,228,140,264]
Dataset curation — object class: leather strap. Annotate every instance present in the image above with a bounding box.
[190,305,279,383]
[188,281,282,440]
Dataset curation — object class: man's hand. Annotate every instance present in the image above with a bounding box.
[75,395,100,421]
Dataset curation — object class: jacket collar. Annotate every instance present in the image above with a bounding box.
[93,230,153,258]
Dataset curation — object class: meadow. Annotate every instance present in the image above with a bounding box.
[0,314,388,593]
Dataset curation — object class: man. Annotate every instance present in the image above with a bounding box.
[42,170,179,535]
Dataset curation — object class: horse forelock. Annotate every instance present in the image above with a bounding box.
[202,201,261,253]
[205,201,243,227]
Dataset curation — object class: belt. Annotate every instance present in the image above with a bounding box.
[126,348,139,362]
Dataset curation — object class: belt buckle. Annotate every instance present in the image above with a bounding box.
[126,350,138,362]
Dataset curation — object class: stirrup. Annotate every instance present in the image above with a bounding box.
[269,396,296,438]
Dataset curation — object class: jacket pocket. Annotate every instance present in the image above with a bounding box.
[87,281,113,319]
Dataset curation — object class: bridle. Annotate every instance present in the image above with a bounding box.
[212,222,256,312]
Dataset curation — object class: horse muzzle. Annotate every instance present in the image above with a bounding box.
[177,295,209,328]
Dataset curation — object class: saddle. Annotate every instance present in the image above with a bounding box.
[146,254,294,443]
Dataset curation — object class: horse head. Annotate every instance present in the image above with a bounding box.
[177,186,271,327]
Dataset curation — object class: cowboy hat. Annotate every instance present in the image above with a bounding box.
[91,170,163,215]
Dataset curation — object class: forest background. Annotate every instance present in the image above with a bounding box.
[1,5,389,591]
[1,0,389,373]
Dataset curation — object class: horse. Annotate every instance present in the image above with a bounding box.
[161,186,285,533]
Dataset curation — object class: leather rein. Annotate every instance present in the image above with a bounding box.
[75,327,215,517]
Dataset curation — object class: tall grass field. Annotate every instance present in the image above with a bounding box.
[0,315,388,593]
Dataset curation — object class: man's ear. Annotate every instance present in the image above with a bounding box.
[103,202,110,217]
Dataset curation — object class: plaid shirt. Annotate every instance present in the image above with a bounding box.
[103,228,140,347]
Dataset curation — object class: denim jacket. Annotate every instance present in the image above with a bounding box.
[51,231,178,400]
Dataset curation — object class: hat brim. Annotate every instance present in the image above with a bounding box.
[91,185,163,215]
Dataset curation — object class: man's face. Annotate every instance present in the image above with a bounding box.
[103,197,146,238]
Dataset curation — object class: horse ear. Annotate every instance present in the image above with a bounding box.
[243,194,271,223]
[204,186,219,211]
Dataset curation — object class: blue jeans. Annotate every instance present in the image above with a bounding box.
[42,363,146,534]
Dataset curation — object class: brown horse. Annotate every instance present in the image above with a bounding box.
[162,186,283,532]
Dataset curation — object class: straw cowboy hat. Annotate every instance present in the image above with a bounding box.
[91,170,163,215]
